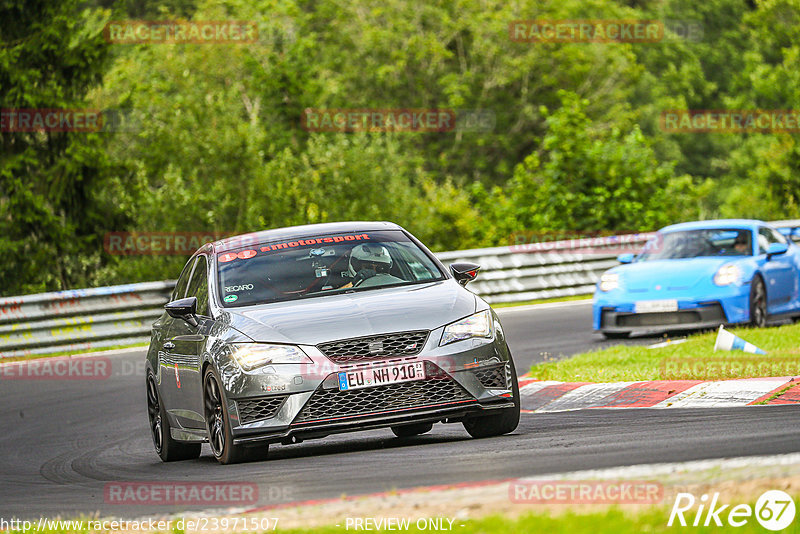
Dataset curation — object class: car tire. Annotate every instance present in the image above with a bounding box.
[391,423,433,438]
[462,355,520,439]
[146,372,201,462]
[203,366,269,464]
[601,331,630,339]
[749,275,767,328]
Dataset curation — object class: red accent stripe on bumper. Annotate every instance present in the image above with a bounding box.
[291,399,478,426]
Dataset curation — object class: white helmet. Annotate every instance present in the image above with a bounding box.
[348,243,392,276]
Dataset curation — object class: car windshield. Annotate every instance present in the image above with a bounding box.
[216,230,443,306]
[637,228,752,261]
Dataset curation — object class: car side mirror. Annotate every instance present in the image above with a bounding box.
[617,253,634,264]
[450,263,480,286]
[767,242,789,259]
[165,296,199,327]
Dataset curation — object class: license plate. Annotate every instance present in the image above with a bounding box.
[338,362,425,391]
[634,299,678,313]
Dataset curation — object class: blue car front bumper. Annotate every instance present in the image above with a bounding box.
[593,284,751,334]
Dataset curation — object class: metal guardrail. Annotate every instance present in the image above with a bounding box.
[0,233,654,358]
[436,233,653,304]
[3,221,795,358]
[0,281,176,358]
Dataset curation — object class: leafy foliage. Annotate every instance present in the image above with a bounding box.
[2,0,800,293]
[0,0,112,294]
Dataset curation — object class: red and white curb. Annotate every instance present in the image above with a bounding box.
[517,376,800,412]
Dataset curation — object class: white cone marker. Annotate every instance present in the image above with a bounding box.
[713,325,766,355]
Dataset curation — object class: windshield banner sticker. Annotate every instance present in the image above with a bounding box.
[218,233,371,262]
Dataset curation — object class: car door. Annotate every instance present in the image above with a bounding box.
[156,256,196,412]
[757,226,796,313]
[163,254,210,430]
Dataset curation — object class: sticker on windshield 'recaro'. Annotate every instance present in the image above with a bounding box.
[223,294,238,303]
[225,284,254,292]
[260,233,370,253]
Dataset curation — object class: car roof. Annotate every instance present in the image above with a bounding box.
[213,221,404,253]
[659,219,766,233]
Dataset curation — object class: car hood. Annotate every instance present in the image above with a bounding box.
[223,280,477,345]
[613,257,732,291]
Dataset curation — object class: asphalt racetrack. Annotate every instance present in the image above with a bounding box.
[2,301,798,519]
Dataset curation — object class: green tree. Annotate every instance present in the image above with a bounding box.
[250,134,481,252]
[490,91,705,235]
[713,0,800,220]
[0,0,112,295]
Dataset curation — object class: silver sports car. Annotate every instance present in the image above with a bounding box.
[145,222,520,464]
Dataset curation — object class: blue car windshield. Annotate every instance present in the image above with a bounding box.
[216,230,444,307]
[638,228,752,261]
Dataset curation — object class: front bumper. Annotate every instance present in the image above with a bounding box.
[233,398,514,446]
[221,329,516,444]
[593,289,751,334]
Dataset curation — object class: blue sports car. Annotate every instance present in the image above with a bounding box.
[593,219,800,338]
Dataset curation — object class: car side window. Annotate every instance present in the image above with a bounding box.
[757,234,769,255]
[172,257,197,301]
[758,227,784,254]
[186,255,210,317]
[768,227,788,245]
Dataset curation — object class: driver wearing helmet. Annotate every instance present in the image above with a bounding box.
[339,244,404,288]
[733,232,751,255]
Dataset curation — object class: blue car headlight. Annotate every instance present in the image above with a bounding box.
[440,310,493,346]
[230,343,312,370]
[713,264,742,286]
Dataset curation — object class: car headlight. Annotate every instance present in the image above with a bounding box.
[713,264,742,286]
[230,344,312,370]
[440,310,493,346]
[599,273,619,292]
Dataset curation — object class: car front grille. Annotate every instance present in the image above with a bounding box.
[473,364,507,389]
[293,363,473,424]
[236,395,288,424]
[615,303,726,327]
[317,330,429,364]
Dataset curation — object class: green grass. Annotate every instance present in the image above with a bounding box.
[528,322,800,382]
[492,294,591,308]
[271,510,780,533]
[12,508,785,534]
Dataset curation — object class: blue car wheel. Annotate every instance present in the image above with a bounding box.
[749,275,767,327]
